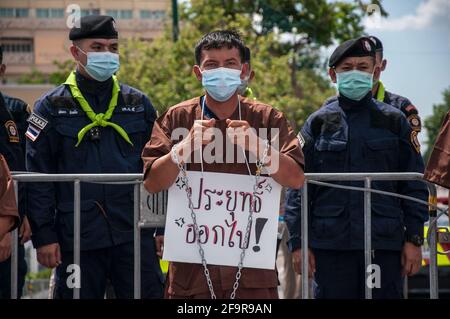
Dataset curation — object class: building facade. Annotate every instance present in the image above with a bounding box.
[0,0,169,82]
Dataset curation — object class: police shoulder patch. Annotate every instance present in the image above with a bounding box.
[27,112,48,130]
[5,120,19,143]
[407,114,421,132]
[411,131,420,154]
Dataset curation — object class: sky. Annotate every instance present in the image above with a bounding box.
[361,0,450,144]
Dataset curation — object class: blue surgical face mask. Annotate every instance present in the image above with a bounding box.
[77,47,120,82]
[336,70,373,101]
[201,67,242,102]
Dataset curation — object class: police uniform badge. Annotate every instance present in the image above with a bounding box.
[411,131,421,154]
[407,114,421,132]
[5,120,19,143]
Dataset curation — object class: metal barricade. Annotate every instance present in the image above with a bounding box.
[11,173,149,299]
[300,172,443,299]
[9,172,445,299]
[11,180,19,299]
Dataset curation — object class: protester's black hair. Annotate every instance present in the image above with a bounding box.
[194,30,246,65]
[243,46,251,66]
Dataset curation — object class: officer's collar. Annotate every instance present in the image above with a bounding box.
[75,71,113,95]
[338,91,373,112]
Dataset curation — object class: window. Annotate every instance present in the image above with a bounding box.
[81,8,100,17]
[36,8,49,18]
[106,9,132,19]
[140,10,165,20]
[0,8,29,18]
[50,8,64,18]
[140,10,151,19]
[105,9,118,19]
[0,8,13,17]
[0,38,33,53]
[37,8,64,18]
[16,8,29,17]
[120,10,132,19]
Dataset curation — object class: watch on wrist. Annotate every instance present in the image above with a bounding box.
[405,234,424,247]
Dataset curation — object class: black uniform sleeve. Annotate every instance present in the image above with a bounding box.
[15,101,30,223]
[397,115,429,238]
[141,94,164,236]
[284,119,315,252]
[14,101,30,156]
[26,98,59,248]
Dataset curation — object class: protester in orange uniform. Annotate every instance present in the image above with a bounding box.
[0,154,19,246]
[142,30,304,299]
[424,109,450,209]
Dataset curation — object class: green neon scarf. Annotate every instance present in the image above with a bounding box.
[244,87,256,100]
[64,71,133,147]
[376,80,385,102]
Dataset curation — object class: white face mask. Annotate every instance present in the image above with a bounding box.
[77,47,120,82]
[201,67,243,102]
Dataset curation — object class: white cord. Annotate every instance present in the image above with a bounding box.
[200,96,252,177]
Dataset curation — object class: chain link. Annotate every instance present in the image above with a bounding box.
[230,139,269,299]
[171,139,270,299]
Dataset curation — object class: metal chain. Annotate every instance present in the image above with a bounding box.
[172,143,217,298]
[171,139,270,299]
[230,139,269,299]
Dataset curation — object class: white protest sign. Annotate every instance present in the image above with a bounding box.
[163,171,282,270]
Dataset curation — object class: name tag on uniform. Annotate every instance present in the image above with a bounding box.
[57,108,80,115]
[120,105,144,113]
[27,113,48,130]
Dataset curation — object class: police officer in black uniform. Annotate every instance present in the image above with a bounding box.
[284,37,428,299]
[0,45,30,299]
[321,36,422,135]
[26,16,163,299]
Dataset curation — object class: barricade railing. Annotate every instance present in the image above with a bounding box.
[10,172,446,299]
[300,172,446,299]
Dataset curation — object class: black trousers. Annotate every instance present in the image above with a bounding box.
[312,249,403,299]
[53,237,164,299]
[0,244,27,299]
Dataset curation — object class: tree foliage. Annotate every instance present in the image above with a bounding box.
[18,0,386,129]
[118,0,385,128]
